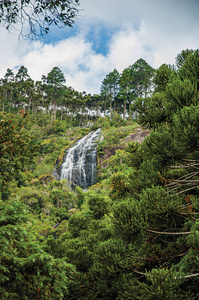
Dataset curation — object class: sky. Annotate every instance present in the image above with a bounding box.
[0,0,199,94]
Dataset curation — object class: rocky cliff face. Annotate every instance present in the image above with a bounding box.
[60,129,102,189]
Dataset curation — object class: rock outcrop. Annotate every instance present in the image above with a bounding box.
[125,128,150,143]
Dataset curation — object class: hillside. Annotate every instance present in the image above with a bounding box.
[0,49,199,299]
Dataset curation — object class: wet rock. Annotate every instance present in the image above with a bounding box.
[60,129,102,189]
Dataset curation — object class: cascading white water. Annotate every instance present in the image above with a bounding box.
[60,129,102,188]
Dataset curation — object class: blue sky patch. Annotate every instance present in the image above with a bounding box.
[39,24,80,45]
[40,22,119,57]
[85,24,118,56]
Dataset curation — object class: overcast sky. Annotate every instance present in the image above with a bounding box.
[0,0,199,94]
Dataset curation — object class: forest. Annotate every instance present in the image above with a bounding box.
[0,48,199,299]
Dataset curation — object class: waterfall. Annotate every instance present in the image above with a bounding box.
[60,129,102,188]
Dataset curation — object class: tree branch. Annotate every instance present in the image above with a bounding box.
[146,229,191,235]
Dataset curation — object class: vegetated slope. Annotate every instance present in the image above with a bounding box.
[1,49,199,299]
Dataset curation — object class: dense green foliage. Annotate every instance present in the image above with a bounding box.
[0,49,199,299]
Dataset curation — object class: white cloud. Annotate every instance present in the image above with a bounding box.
[0,0,198,94]
[107,26,147,71]
[22,35,110,94]
[24,36,91,76]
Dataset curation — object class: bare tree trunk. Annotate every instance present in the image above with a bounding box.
[35,108,37,123]
[54,99,57,120]
[32,100,34,115]
[114,89,116,111]
[61,106,63,121]
[109,95,112,117]
[104,99,106,116]
[123,99,126,119]
[28,97,31,112]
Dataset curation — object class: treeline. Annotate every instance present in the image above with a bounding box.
[0,58,155,125]
[0,66,92,126]
[100,58,154,118]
